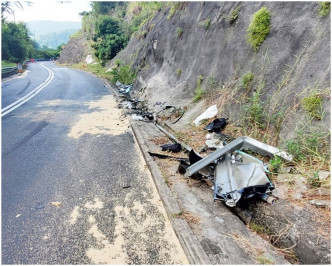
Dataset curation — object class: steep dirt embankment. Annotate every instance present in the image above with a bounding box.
[113,1,330,140]
[58,37,92,65]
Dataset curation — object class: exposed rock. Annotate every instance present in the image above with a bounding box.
[112,1,330,140]
[58,37,92,64]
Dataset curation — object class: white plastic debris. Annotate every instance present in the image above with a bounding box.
[194,105,218,126]
[84,54,94,64]
[131,114,144,120]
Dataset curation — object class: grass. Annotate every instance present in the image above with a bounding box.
[193,75,204,102]
[318,2,330,17]
[2,60,17,67]
[247,7,271,51]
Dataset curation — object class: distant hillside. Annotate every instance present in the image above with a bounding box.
[26,20,81,48]
[27,20,81,36]
[36,29,79,49]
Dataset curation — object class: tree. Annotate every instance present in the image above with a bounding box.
[91,2,116,15]
[1,22,34,62]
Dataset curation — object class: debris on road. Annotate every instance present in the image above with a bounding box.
[51,202,62,208]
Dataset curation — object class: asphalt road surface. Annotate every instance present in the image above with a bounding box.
[1,62,188,264]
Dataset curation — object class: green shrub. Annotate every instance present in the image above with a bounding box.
[110,64,137,84]
[242,71,254,89]
[247,7,271,51]
[176,27,183,37]
[302,93,323,120]
[318,2,330,16]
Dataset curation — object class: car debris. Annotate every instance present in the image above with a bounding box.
[115,80,133,97]
[148,151,188,161]
[204,118,228,133]
[160,143,182,153]
[182,136,292,207]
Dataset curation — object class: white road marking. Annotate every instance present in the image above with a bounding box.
[1,63,55,117]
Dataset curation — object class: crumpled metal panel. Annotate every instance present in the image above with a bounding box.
[214,152,272,207]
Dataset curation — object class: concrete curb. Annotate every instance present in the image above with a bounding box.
[131,121,211,265]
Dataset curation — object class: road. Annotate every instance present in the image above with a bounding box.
[1,62,188,264]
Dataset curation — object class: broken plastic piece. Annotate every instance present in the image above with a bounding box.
[194,105,218,126]
[160,143,182,153]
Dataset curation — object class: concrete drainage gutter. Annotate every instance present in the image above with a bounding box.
[130,121,211,264]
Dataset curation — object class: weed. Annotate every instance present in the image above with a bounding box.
[193,75,204,102]
[285,125,330,169]
[286,139,305,161]
[176,27,183,37]
[177,68,182,77]
[115,59,122,67]
[204,18,211,29]
[229,5,241,24]
[269,156,283,173]
[242,71,254,91]
[243,87,265,128]
[247,7,271,51]
[250,222,271,235]
[318,2,330,17]
[207,76,219,90]
[257,255,274,265]
[307,170,322,188]
[302,92,323,120]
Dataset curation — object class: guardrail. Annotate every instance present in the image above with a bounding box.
[1,67,18,78]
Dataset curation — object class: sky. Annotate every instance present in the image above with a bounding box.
[9,1,92,22]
